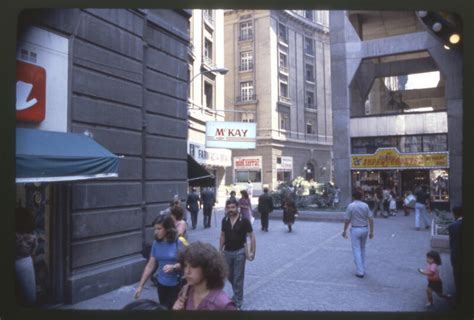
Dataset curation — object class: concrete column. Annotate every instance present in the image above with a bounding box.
[428,46,463,207]
[330,11,361,207]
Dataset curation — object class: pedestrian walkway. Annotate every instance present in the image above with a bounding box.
[59,209,455,312]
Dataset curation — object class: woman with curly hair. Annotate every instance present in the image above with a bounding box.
[172,242,236,311]
[134,214,186,309]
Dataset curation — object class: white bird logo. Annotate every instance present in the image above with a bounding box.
[16,80,38,111]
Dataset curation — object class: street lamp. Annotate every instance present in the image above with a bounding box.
[189,67,229,84]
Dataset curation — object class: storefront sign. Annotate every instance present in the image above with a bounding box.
[206,121,256,149]
[16,61,46,122]
[188,142,231,167]
[16,26,69,132]
[351,148,449,169]
[276,156,293,170]
[234,157,261,170]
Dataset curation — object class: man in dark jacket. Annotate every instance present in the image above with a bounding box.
[200,187,215,228]
[258,187,274,232]
[448,205,463,305]
[186,187,201,229]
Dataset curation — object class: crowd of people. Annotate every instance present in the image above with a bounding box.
[14,182,463,311]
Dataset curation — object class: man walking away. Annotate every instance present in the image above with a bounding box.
[258,187,274,232]
[342,189,374,278]
[220,198,256,310]
[448,205,463,305]
[200,187,215,228]
[186,187,201,230]
[414,186,431,231]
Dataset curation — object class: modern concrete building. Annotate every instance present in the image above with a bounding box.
[187,9,231,199]
[15,9,191,304]
[223,10,333,193]
[330,11,462,208]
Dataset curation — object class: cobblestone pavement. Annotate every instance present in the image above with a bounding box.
[62,208,454,312]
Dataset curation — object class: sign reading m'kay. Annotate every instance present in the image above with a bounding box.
[206,121,256,149]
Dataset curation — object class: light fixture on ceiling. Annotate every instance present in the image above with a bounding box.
[449,33,460,44]
[444,45,451,50]
[432,22,442,32]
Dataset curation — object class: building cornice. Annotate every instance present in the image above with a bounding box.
[277,10,329,35]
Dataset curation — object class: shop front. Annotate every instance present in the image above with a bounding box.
[276,156,293,183]
[188,141,231,198]
[233,156,262,194]
[351,148,449,210]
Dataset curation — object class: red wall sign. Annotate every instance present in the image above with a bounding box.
[16,60,46,122]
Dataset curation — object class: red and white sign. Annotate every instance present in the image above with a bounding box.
[16,60,46,122]
[206,121,256,149]
[234,157,261,170]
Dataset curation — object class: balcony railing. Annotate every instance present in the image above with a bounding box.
[305,103,316,110]
[203,12,215,26]
[278,95,291,105]
[239,33,253,41]
[236,94,257,103]
[202,56,216,69]
[279,65,289,74]
[239,63,254,71]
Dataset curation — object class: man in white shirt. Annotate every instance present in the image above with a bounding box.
[342,189,374,278]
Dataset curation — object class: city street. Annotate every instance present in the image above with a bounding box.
[62,207,454,312]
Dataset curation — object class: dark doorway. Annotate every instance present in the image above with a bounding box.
[401,169,429,193]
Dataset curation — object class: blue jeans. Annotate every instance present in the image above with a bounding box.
[415,203,430,229]
[15,256,36,306]
[224,248,246,308]
[350,227,368,276]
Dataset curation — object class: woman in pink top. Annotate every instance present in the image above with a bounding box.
[173,242,236,311]
[418,250,451,307]
[238,190,253,222]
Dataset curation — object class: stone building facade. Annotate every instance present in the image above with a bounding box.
[15,9,191,304]
[223,10,333,193]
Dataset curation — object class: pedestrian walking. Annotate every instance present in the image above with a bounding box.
[402,191,416,216]
[257,187,273,232]
[389,191,397,216]
[200,188,216,228]
[282,195,297,232]
[172,242,236,311]
[447,205,463,305]
[238,189,254,224]
[186,187,201,230]
[418,250,451,308]
[134,214,187,309]
[220,198,256,310]
[414,186,431,230]
[246,180,253,198]
[15,207,37,306]
[171,206,187,239]
[373,186,386,218]
[342,189,374,278]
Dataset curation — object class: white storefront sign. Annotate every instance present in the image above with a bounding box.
[234,156,261,170]
[206,121,256,149]
[276,156,293,170]
[16,26,69,132]
[188,142,231,167]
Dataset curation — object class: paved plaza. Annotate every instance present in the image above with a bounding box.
[61,207,454,312]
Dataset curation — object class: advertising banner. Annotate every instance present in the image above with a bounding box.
[188,141,231,167]
[234,157,261,170]
[206,121,256,149]
[351,148,449,169]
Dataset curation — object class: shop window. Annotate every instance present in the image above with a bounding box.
[236,170,261,183]
[277,170,292,182]
[430,169,449,202]
[423,134,448,152]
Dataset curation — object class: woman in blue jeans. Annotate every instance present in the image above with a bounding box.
[134,214,186,309]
